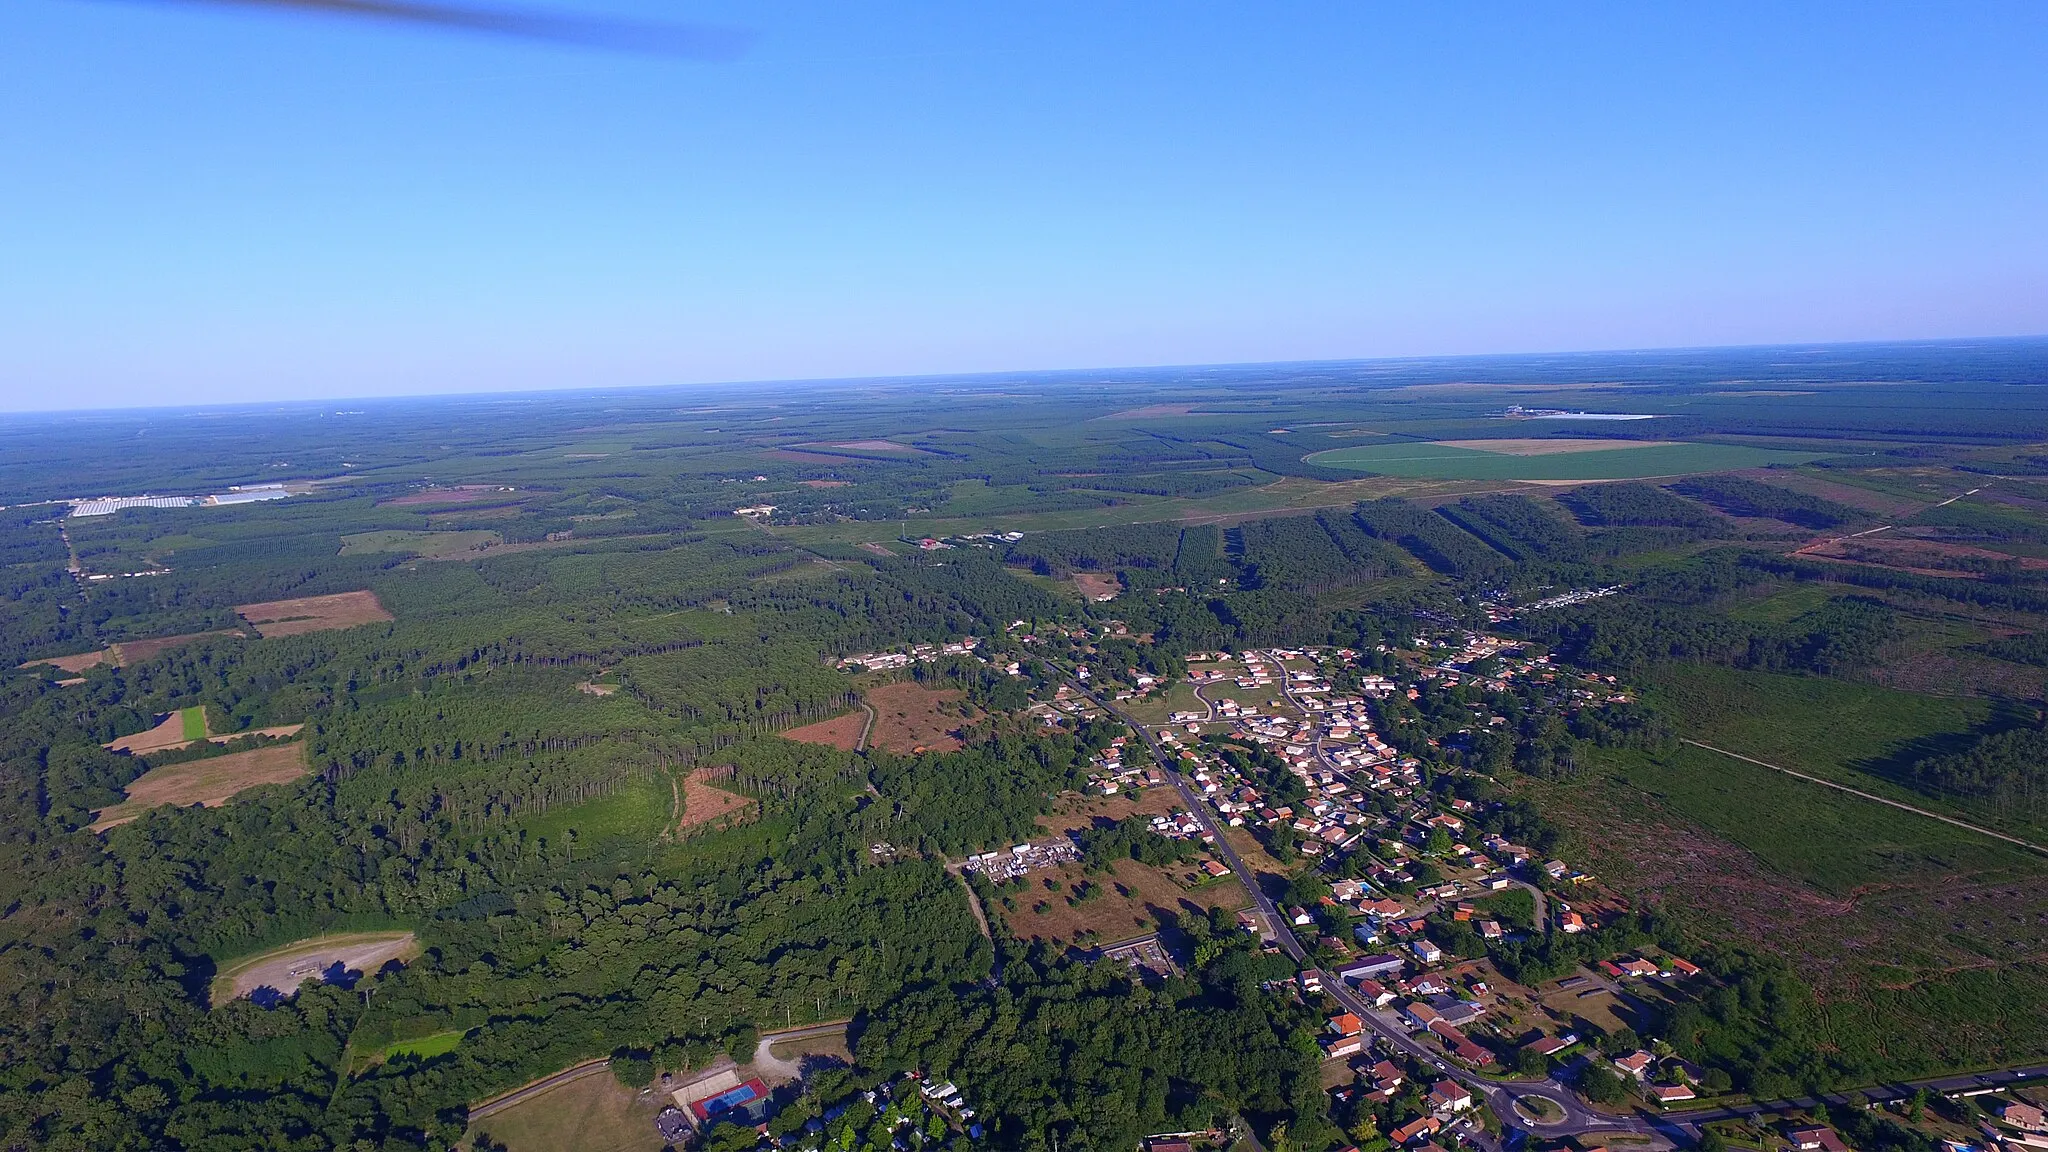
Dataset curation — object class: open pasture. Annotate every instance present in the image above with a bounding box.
[92,741,309,830]
[236,590,393,635]
[992,856,1245,949]
[865,681,974,754]
[1306,440,1823,480]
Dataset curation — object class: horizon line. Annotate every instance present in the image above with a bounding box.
[7,331,2046,419]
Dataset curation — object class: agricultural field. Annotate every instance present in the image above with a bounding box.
[339,529,504,559]
[235,589,393,635]
[92,741,310,829]
[1306,439,1825,480]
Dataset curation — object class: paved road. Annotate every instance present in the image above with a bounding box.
[1682,740,2048,857]
[1062,670,1660,1145]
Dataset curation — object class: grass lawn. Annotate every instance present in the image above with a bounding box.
[179,705,207,741]
[519,777,671,846]
[1120,681,1204,725]
[1305,441,1822,480]
[385,1030,465,1061]
[464,1069,664,1152]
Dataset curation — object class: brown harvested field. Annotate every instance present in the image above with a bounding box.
[1071,572,1122,601]
[105,712,199,755]
[92,742,309,831]
[236,590,393,636]
[676,767,756,833]
[18,649,110,674]
[1536,981,1634,1036]
[1791,532,2048,578]
[993,857,1247,948]
[800,479,851,488]
[1038,786,1186,837]
[1437,438,1676,456]
[865,682,974,754]
[781,710,866,751]
[380,485,519,507]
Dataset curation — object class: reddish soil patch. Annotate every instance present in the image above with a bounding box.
[866,682,975,754]
[763,448,860,465]
[1792,532,2048,579]
[18,649,110,674]
[1071,572,1122,601]
[236,590,393,636]
[381,485,520,507]
[782,711,867,751]
[676,767,756,833]
[858,542,899,558]
[106,712,197,755]
[800,480,851,488]
[92,742,309,831]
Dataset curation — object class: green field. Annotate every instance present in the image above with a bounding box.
[1305,441,1824,480]
[1586,744,2035,894]
[180,705,206,741]
[384,1030,465,1061]
[339,529,503,559]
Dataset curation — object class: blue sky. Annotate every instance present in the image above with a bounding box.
[1,1,2044,409]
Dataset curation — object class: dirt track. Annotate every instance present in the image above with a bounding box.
[215,931,417,1002]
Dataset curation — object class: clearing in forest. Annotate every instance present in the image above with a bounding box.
[992,856,1246,949]
[379,485,520,507]
[1306,440,1822,481]
[464,1064,667,1152]
[1070,572,1122,601]
[339,529,503,559]
[675,767,756,834]
[236,590,393,636]
[781,710,866,751]
[864,682,974,754]
[1037,787,1187,838]
[17,649,111,674]
[211,930,418,1004]
[91,742,310,830]
[105,707,207,754]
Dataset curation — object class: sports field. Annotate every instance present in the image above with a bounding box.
[1305,440,1823,480]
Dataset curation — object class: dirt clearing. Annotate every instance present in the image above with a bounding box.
[1071,572,1122,601]
[1038,787,1187,837]
[993,857,1246,949]
[92,742,309,830]
[782,710,866,751]
[213,930,418,1003]
[18,649,111,674]
[236,590,393,636]
[865,682,975,754]
[465,1062,665,1152]
[676,767,756,833]
[800,479,851,488]
[1438,438,1677,456]
[380,485,519,507]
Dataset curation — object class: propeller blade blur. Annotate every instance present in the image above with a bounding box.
[105,0,755,58]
